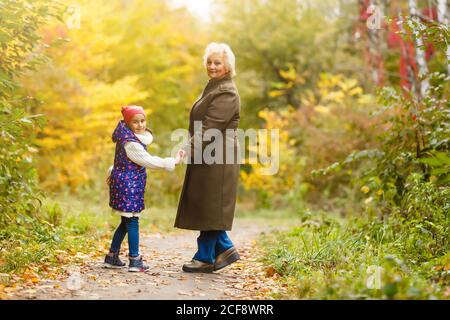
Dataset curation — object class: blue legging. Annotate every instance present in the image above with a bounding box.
[193,231,234,264]
[109,216,139,257]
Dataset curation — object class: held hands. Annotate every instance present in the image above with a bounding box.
[175,149,187,165]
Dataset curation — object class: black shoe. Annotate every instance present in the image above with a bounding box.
[128,255,149,272]
[103,252,126,269]
[182,259,214,273]
[214,247,240,271]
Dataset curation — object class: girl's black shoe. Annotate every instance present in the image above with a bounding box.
[103,252,126,269]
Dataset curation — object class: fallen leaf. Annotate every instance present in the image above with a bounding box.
[212,279,225,283]
[0,273,10,281]
[265,266,277,278]
[162,270,178,274]
[115,282,128,287]
[37,285,55,290]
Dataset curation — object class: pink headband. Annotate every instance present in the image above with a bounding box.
[121,105,145,123]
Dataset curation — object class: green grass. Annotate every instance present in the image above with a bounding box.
[235,205,302,228]
[258,210,450,299]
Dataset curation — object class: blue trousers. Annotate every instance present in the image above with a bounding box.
[193,231,234,264]
[109,216,139,257]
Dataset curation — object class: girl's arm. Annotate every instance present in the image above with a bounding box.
[124,142,176,171]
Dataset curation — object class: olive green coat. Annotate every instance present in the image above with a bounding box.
[175,75,240,231]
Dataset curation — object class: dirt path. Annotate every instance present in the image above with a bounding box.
[11,219,286,300]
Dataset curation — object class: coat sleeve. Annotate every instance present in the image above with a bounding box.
[124,142,176,171]
[182,91,239,158]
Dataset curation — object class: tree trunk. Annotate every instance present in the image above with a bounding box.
[408,0,430,97]
[360,0,386,86]
[437,0,450,75]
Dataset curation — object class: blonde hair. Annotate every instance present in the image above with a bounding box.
[203,42,236,77]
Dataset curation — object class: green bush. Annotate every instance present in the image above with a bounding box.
[260,209,449,299]
[314,19,449,219]
[0,0,62,226]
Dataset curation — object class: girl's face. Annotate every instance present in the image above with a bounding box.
[206,53,229,80]
[128,114,146,134]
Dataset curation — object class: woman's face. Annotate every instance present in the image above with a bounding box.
[128,114,146,134]
[206,53,229,80]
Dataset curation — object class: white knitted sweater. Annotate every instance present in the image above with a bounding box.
[108,130,175,218]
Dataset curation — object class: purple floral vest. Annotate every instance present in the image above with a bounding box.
[109,120,147,213]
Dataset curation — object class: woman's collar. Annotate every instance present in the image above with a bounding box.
[208,74,232,84]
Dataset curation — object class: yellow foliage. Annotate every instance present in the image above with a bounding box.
[318,73,364,105]
[314,105,330,114]
[241,107,299,196]
[279,67,297,82]
[242,73,378,205]
[21,1,162,191]
[269,90,285,98]
[361,186,370,194]
[13,0,208,193]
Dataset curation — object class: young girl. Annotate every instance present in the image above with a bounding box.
[104,105,184,272]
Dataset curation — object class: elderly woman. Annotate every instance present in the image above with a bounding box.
[175,43,241,273]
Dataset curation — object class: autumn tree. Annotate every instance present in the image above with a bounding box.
[0,0,62,224]
[21,0,207,192]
